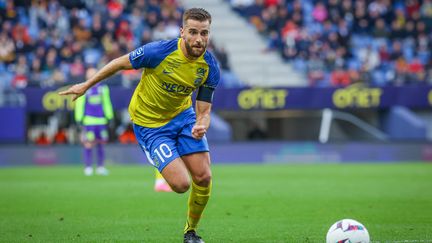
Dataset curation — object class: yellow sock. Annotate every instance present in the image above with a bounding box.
[155,169,164,179]
[184,180,212,233]
[155,169,164,184]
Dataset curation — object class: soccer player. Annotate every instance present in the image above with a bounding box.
[74,68,114,176]
[60,8,219,243]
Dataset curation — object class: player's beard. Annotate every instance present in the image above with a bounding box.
[185,41,206,58]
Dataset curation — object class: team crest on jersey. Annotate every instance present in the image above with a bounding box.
[194,68,207,86]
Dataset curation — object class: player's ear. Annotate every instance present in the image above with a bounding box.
[180,27,185,39]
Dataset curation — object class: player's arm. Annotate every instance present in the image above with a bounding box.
[59,54,133,101]
[193,100,212,140]
[192,86,215,139]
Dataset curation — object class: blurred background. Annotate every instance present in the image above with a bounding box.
[0,0,431,165]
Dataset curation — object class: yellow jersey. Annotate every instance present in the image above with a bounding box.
[128,38,220,128]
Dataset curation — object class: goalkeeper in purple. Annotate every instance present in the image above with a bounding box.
[60,8,219,243]
[74,68,113,176]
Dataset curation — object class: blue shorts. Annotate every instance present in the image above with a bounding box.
[133,107,209,172]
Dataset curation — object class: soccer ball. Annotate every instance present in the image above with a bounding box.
[326,219,370,243]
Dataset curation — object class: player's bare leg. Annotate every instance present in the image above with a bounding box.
[160,158,191,193]
[182,152,212,187]
[182,152,211,243]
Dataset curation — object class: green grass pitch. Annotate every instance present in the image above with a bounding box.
[1,163,431,242]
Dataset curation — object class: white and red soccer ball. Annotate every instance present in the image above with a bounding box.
[326,219,370,243]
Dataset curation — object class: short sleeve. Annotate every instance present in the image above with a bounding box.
[203,52,221,89]
[129,39,178,70]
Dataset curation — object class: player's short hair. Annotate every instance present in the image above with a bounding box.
[182,8,212,26]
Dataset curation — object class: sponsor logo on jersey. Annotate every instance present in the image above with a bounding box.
[161,81,194,94]
[131,47,144,60]
[162,69,173,75]
[162,60,181,75]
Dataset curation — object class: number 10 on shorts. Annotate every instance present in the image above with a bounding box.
[154,143,173,163]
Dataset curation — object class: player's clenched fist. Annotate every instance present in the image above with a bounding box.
[192,124,207,139]
[58,82,90,101]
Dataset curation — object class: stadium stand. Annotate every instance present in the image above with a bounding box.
[0,0,240,90]
[2,0,432,88]
[227,0,432,87]
[183,0,306,87]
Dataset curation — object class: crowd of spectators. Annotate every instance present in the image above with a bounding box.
[230,0,432,87]
[0,0,232,91]
[6,0,431,90]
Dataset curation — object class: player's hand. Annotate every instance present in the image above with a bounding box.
[192,124,207,139]
[58,82,89,101]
